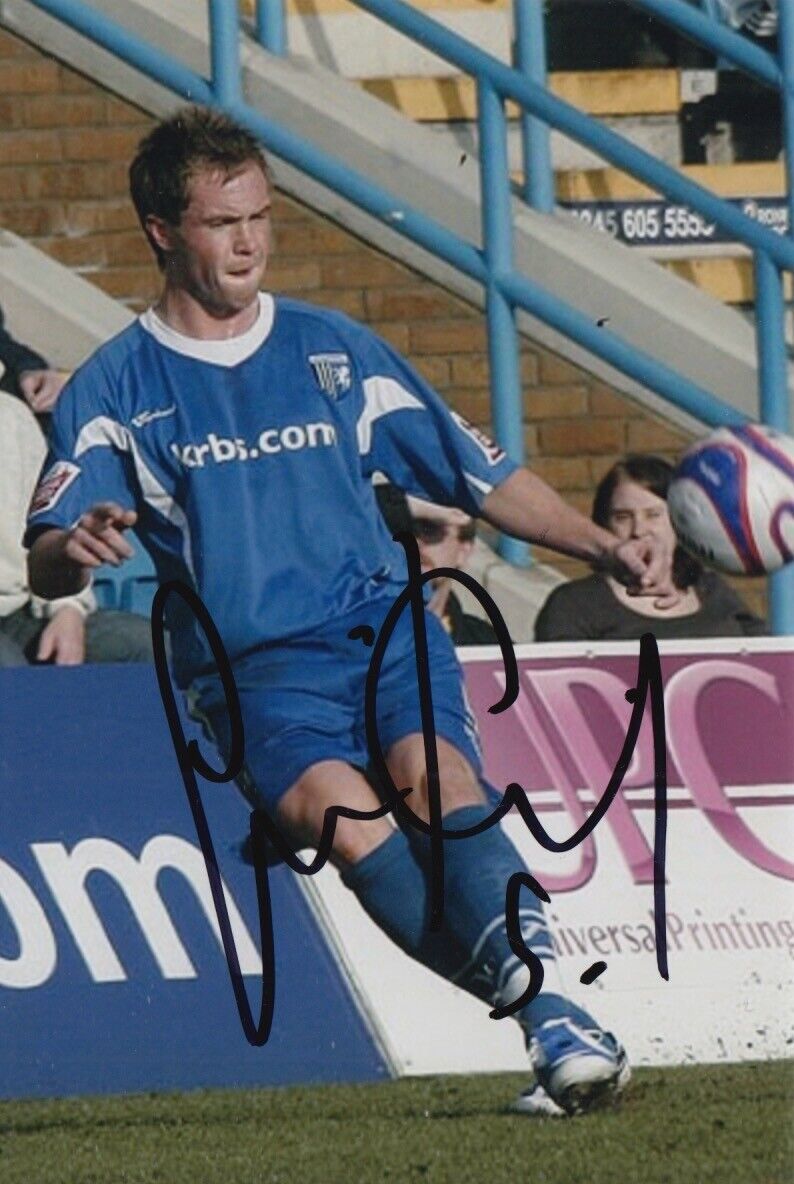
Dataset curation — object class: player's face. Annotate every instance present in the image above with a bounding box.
[161,161,272,316]
[607,480,677,560]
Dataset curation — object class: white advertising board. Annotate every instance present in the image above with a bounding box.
[303,639,794,1075]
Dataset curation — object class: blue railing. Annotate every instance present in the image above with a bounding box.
[21,0,794,629]
[255,0,794,628]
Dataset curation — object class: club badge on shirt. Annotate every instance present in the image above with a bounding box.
[308,353,352,400]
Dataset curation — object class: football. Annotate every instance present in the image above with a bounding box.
[667,424,794,575]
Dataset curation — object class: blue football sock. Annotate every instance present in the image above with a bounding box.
[438,804,576,1033]
[342,813,592,1037]
[341,828,464,981]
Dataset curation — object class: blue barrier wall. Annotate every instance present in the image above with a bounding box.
[0,665,388,1099]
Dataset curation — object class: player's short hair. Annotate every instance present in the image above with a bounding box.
[129,105,270,268]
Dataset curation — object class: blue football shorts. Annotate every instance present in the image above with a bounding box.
[188,594,483,815]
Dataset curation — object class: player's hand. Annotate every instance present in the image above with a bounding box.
[608,535,681,609]
[19,369,68,414]
[64,502,137,570]
[36,606,86,666]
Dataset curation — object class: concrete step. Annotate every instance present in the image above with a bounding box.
[361,68,686,172]
[244,0,510,79]
[556,160,785,202]
[660,255,789,305]
[360,68,684,120]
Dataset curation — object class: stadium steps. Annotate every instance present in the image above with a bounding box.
[364,66,784,310]
[359,67,687,172]
[362,67,691,171]
[1,0,775,435]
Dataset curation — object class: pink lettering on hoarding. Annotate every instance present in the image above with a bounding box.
[665,661,794,882]
[495,673,596,892]
[528,668,656,885]
[474,651,794,890]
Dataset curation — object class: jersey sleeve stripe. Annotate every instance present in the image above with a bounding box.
[74,415,196,578]
[463,471,494,499]
[357,376,425,455]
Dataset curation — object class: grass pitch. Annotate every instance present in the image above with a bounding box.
[0,1061,790,1184]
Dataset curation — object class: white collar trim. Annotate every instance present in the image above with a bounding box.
[139,292,275,365]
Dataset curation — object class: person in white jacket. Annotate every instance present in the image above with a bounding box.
[0,390,152,666]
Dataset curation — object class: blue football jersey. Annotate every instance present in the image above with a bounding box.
[27,294,517,684]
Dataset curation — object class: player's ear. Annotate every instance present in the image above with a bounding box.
[145,214,177,256]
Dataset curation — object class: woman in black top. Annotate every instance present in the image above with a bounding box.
[534,454,765,642]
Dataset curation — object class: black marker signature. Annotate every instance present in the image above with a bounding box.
[151,539,669,1046]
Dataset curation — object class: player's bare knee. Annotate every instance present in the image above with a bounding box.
[386,734,484,823]
[277,759,392,867]
[438,756,484,818]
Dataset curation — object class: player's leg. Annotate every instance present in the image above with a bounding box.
[190,647,463,982]
[276,758,392,864]
[276,739,626,1117]
[276,759,469,981]
[384,731,629,1116]
[385,731,565,1016]
[374,607,566,1025]
[372,609,629,1115]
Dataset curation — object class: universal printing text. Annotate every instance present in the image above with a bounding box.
[549,909,794,960]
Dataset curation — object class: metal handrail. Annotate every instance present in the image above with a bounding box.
[264,0,794,627]
[20,0,794,629]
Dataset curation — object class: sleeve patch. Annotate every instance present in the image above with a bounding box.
[29,460,81,516]
[450,411,506,465]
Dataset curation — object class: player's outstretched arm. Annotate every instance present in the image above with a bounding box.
[482,469,678,604]
[28,502,137,600]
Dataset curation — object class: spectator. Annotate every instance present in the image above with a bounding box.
[375,484,498,646]
[716,0,777,38]
[407,494,499,646]
[0,305,68,416]
[0,391,153,666]
[534,454,765,642]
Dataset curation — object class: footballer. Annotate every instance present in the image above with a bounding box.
[27,106,677,1116]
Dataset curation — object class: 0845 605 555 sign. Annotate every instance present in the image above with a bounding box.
[561,196,788,247]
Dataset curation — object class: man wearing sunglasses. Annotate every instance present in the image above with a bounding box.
[375,483,498,646]
[407,495,498,647]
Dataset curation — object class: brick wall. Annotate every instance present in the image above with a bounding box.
[0,25,767,617]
